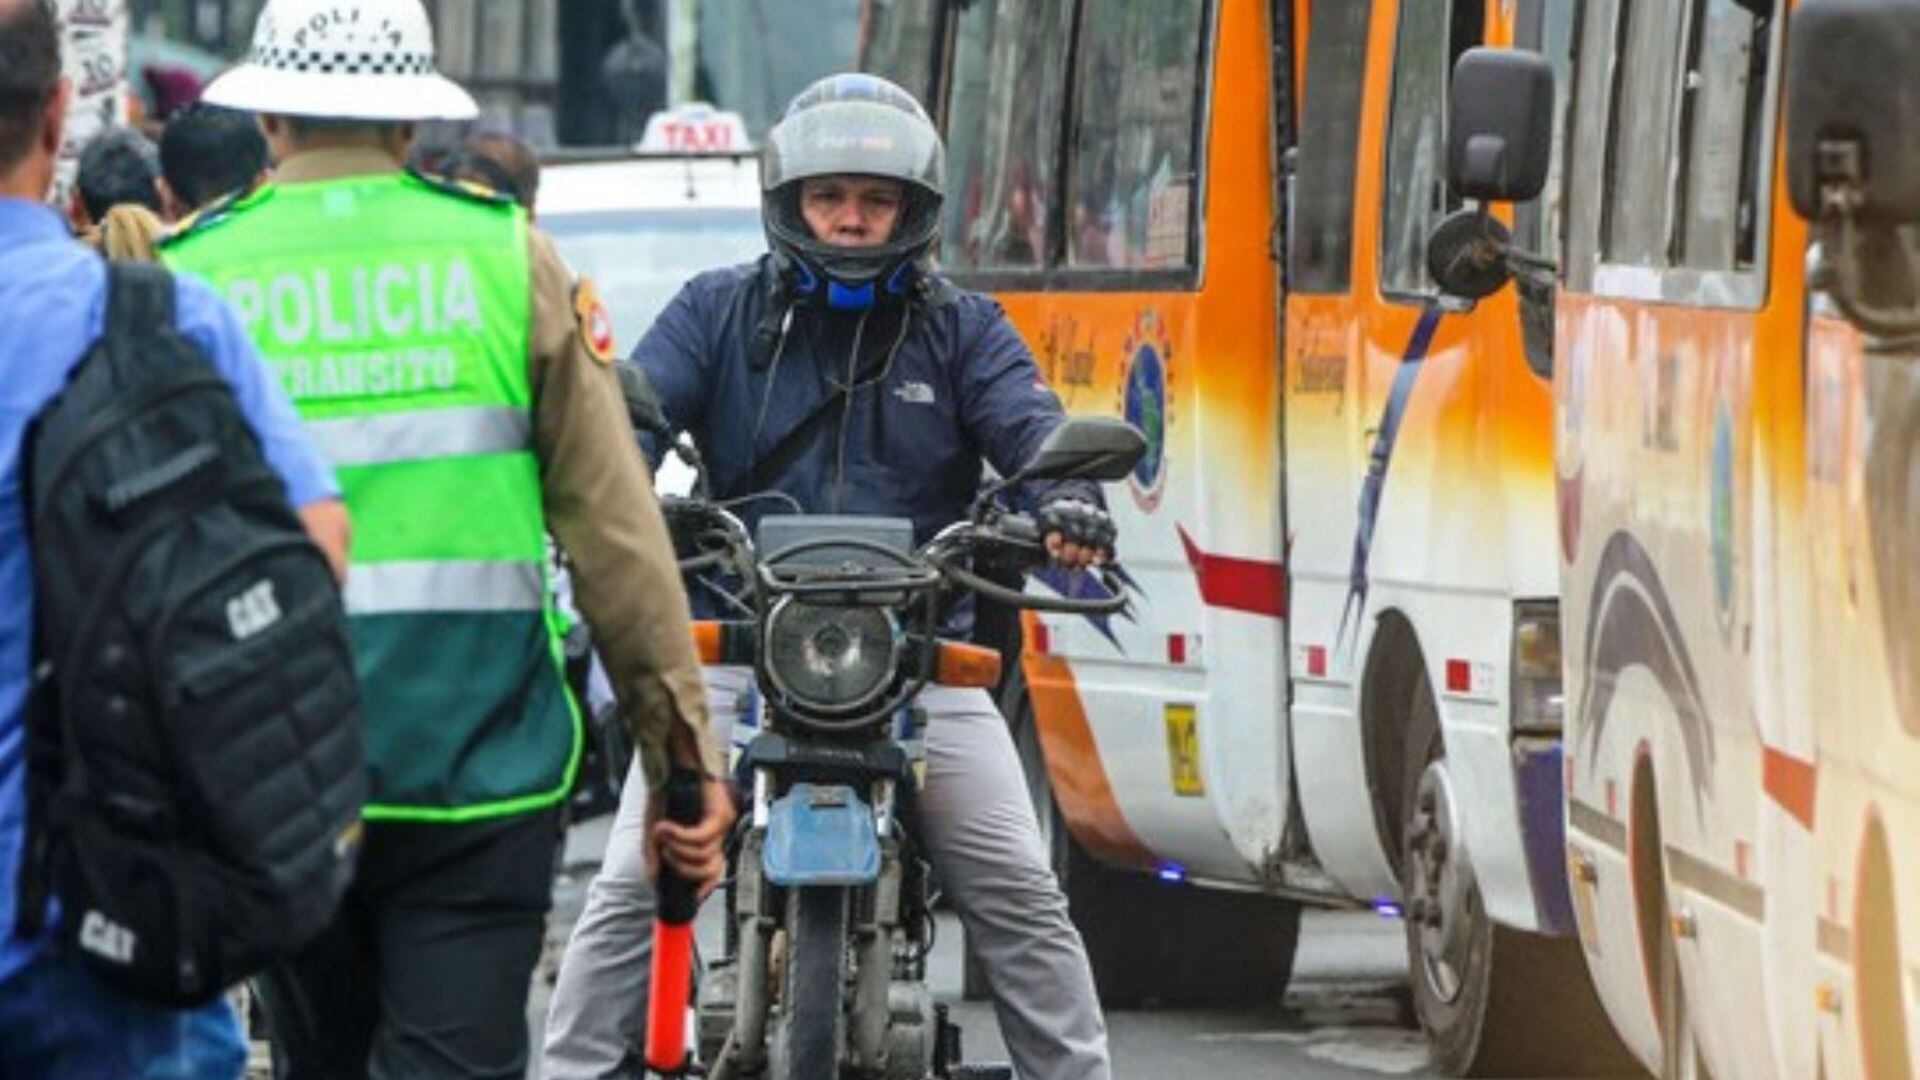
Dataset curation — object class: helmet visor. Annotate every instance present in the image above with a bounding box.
[761,100,944,197]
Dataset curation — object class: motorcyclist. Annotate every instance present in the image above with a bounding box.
[543,73,1116,1080]
[159,1,730,1075]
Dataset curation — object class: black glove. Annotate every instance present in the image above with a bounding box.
[615,359,672,440]
[1036,497,1116,563]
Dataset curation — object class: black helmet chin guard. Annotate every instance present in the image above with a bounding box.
[761,74,946,311]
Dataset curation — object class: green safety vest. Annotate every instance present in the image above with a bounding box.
[164,172,579,822]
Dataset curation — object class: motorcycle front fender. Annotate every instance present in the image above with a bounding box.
[762,783,882,886]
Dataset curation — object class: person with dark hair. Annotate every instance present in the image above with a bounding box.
[68,125,162,231]
[157,102,269,220]
[161,1,727,1075]
[447,130,542,214]
[0,0,346,1073]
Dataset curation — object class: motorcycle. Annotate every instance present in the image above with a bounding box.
[654,414,1144,1080]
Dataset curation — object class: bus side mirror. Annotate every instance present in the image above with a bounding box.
[1446,48,1553,203]
[1428,48,1555,303]
[1786,0,1920,225]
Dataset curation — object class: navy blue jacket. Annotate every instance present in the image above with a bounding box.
[634,256,1094,546]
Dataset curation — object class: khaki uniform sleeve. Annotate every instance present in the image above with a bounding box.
[526,227,723,788]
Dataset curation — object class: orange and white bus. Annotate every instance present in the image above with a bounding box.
[1452,0,1920,1076]
[861,0,1623,1073]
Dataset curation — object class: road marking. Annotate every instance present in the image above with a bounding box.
[1194,1028,1430,1074]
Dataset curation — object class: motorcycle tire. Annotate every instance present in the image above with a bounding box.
[773,886,850,1080]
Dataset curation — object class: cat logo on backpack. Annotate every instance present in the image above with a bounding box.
[226,579,283,640]
[79,910,137,965]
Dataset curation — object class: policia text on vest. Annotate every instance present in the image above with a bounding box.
[224,259,482,402]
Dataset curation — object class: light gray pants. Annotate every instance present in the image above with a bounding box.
[541,667,1111,1080]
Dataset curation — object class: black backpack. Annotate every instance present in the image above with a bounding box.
[15,263,365,1007]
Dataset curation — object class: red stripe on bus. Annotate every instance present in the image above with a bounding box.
[1763,747,1817,829]
[1177,525,1287,618]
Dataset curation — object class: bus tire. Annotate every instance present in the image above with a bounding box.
[1401,677,1636,1077]
[1007,680,1301,1007]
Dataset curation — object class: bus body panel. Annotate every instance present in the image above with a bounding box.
[1285,0,1561,931]
[1553,0,1920,1071]
[1010,0,1296,883]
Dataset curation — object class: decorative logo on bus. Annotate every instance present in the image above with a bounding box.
[1120,310,1174,513]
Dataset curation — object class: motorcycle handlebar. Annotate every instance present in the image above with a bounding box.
[662,500,1127,615]
[937,558,1130,615]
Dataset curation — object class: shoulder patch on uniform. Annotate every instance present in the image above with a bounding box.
[406,166,517,208]
[158,186,260,247]
[573,276,616,365]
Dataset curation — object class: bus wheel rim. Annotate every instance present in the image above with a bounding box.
[1407,759,1477,1006]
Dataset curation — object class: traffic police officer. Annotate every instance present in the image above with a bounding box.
[162,1,729,1076]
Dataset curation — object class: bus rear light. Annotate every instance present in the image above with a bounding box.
[1512,601,1564,734]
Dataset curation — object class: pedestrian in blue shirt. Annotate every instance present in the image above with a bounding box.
[0,2,348,1076]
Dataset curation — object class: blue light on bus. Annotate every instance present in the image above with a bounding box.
[1371,898,1404,919]
[1155,863,1187,885]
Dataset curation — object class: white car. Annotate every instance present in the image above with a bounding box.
[537,150,767,353]
[539,148,766,500]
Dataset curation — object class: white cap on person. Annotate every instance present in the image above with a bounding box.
[202,0,478,121]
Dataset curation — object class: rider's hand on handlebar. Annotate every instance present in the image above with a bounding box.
[1038,498,1115,570]
[644,729,735,898]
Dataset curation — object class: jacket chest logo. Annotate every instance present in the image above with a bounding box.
[892,380,936,405]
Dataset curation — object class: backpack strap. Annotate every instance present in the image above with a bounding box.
[102,263,176,378]
[13,264,177,940]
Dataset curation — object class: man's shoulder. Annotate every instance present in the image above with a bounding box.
[406,166,520,210]
[914,275,1012,340]
[681,257,768,303]
[159,186,269,251]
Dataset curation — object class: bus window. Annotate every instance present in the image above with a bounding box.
[1064,0,1207,272]
[1563,0,1620,289]
[1380,0,1484,299]
[1514,0,1579,267]
[1675,0,1774,272]
[942,0,1075,273]
[1289,0,1372,294]
[1603,0,1687,267]
[859,0,945,109]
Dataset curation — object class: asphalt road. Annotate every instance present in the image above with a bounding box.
[531,814,1443,1080]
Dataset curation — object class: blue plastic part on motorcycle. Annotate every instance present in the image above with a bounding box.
[763,783,882,886]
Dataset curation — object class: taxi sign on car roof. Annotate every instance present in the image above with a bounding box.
[637,103,753,156]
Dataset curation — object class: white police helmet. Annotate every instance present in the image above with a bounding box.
[202,0,477,122]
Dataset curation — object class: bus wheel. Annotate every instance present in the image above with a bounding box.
[1401,677,1636,1076]
[1857,816,1912,1080]
[1000,678,1300,1007]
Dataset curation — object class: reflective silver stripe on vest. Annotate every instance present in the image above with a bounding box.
[305,406,531,467]
[345,560,544,615]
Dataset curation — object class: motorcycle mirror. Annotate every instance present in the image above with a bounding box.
[1020,417,1147,484]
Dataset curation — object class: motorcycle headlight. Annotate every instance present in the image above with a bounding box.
[764,598,900,713]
